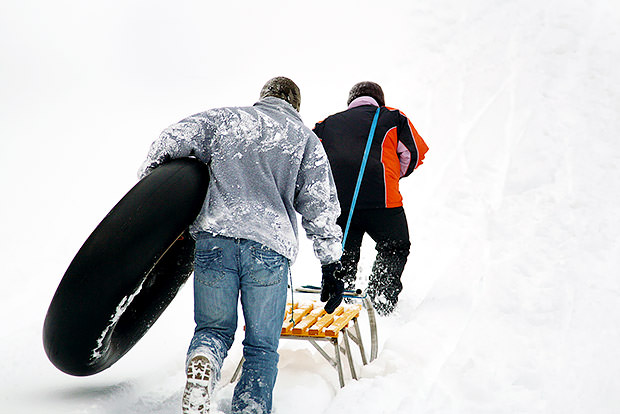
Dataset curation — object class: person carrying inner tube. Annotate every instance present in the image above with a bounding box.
[313,81,429,316]
[138,77,344,414]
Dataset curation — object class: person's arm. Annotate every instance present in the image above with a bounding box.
[397,111,429,177]
[138,114,214,179]
[312,119,325,140]
[295,133,344,313]
[294,134,343,265]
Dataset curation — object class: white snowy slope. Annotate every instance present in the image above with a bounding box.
[1,0,620,413]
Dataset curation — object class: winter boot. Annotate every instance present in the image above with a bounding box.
[336,247,361,303]
[182,355,213,414]
[367,239,410,315]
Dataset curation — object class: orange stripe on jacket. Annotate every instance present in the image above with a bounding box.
[381,126,404,208]
[386,107,429,170]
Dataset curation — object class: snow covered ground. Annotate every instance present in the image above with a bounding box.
[2,0,620,413]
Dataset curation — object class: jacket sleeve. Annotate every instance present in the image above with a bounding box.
[398,112,429,177]
[137,115,214,179]
[294,134,343,265]
[312,120,325,140]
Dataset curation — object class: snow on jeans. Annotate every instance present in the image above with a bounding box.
[187,233,289,414]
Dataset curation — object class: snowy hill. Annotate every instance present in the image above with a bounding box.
[2,0,620,413]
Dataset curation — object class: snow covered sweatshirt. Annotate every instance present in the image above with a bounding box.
[138,97,342,265]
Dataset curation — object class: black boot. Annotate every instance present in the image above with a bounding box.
[367,239,410,315]
[335,247,360,303]
[336,247,360,291]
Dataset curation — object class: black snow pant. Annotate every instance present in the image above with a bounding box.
[336,206,411,315]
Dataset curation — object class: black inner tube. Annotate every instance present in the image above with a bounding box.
[43,159,209,376]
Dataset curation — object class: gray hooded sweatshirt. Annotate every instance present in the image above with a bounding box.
[139,97,342,265]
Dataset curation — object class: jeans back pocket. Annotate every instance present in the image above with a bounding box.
[195,247,226,287]
[248,246,287,286]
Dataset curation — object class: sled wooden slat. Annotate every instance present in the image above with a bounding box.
[280,303,360,339]
[307,307,341,336]
[281,303,314,334]
[324,307,362,337]
[291,307,326,335]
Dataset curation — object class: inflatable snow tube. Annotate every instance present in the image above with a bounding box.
[43,158,209,376]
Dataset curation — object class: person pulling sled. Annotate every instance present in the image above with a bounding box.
[313,81,429,316]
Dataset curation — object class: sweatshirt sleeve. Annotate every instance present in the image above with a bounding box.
[137,115,214,179]
[294,134,343,265]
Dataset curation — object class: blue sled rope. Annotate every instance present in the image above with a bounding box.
[342,107,381,247]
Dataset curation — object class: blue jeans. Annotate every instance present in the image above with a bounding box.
[187,233,289,414]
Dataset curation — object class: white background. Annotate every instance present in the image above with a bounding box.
[2,1,620,413]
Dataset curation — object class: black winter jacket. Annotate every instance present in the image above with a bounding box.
[314,103,428,213]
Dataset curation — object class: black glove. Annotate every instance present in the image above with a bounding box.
[321,262,344,314]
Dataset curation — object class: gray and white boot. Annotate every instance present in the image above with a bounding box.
[182,355,213,414]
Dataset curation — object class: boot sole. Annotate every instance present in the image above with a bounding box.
[182,355,212,414]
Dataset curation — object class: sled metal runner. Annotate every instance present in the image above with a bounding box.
[230,288,377,388]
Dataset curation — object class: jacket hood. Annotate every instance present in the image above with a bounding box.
[348,96,380,109]
[254,97,302,122]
